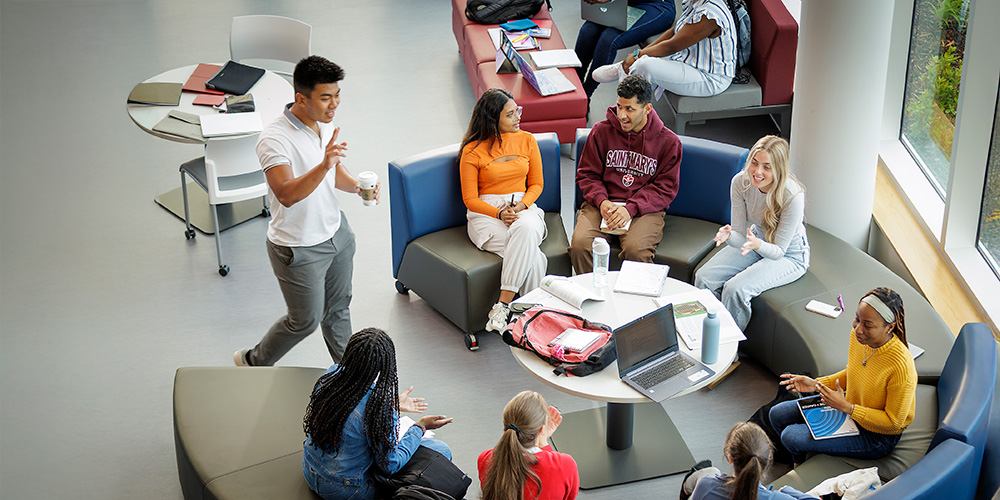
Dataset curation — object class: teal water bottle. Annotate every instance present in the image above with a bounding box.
[701,309,720,364]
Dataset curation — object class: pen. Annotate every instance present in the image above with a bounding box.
[511,194,515,207]
[837,294,845,311]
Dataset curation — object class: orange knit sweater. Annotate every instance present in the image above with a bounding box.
[459,131,544,217]
[817,332,917,435]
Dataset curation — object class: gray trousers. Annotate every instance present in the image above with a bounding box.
[248,215,355,366]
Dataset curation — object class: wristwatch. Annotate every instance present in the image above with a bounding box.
[632,49,641,59]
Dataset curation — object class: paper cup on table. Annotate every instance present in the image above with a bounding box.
[358,171,378,206]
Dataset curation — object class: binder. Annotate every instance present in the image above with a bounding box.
[128,82,183,106]
[205,61,266,95]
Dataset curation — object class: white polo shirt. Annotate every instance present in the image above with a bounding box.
[256,104,342,247]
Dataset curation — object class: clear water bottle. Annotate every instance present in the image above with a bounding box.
[593,237,610,288]
[701,309,720,364]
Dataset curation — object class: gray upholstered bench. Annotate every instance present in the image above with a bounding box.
[728,224,955,381]
[174,366,324,500]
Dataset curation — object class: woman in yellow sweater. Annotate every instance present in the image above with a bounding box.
[460,88,547,333]
[768,287,916,463]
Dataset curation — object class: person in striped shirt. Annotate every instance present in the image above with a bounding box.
[591,0,737,97]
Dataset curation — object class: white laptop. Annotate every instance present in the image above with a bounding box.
[200,111,262,138]
[581,0,646,31]
[614,303,714,402]
[499,32,576,97]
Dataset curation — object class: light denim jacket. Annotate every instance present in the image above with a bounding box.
[302,365,424,500]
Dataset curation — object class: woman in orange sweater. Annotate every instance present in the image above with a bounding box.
[769,287,917,463]
[460,88,547,333]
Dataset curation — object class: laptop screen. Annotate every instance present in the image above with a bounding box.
[614,304,678,374]
[500,32,539,88]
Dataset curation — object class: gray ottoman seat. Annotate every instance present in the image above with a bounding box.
[174,366,324,500]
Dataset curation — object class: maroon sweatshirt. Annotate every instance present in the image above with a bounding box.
[576,106,682,217]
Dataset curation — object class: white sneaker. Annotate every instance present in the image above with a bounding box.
[234,348,252,366]
[591,63,622,83]
[485,302,511,333]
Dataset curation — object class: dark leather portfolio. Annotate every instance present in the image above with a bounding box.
[205,61,265,95]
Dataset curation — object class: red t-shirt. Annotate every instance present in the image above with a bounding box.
[477,445,579,500]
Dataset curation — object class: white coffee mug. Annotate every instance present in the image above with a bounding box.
[358,171,378,206]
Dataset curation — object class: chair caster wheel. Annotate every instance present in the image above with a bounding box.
[219,265,230,277]
[464,333,479,351]
[395,281,409,294]
[261,208,271,217]
[185,228,196,240]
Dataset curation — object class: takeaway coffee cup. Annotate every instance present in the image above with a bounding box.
[358,171,378,206]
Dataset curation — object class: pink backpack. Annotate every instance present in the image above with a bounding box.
[501,307,616,376]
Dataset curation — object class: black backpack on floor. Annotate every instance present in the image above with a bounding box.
[465,0,552,25]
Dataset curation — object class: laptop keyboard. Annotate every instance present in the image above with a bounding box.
[633,355,694,389]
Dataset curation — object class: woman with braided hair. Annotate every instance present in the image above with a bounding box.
[681,422,818,500]
[769,287,916,463]
[302,328,453,500]
[478,391,579,500]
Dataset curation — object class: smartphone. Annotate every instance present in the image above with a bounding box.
[805,300,842,318]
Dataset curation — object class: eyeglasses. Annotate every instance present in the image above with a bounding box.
[506,106,523,119]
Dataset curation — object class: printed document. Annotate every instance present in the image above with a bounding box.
[655,289,746,349]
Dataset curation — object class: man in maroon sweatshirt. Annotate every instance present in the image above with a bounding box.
[570,74,682,274]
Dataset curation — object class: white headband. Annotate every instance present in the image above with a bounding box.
[861,295,895,324]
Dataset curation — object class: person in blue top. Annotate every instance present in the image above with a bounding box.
[682,422,819,500]
[302,328,453,500]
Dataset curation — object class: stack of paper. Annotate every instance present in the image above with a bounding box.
[613,261,669,297]
[654,289,747,349]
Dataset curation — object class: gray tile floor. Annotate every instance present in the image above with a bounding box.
[0,1,782,498]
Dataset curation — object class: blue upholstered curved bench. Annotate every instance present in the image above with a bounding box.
[770,323,997,499]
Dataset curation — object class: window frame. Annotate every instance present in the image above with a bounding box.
[879,0,1000,331]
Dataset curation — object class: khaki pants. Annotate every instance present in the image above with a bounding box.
[569,202,665,274]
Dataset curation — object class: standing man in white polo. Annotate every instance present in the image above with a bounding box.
[235,55,377,366]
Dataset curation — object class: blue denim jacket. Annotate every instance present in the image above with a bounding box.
[302,365,424,500]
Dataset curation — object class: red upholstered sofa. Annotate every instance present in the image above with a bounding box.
[451,0,588,143]
[655,0,798,136]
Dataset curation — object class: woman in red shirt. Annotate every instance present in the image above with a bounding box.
[478,391,579,500]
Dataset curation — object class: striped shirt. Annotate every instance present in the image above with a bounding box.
[668,0,737,79]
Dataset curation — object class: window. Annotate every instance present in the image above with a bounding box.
[978,93,1000,278]
[899,0,970,197]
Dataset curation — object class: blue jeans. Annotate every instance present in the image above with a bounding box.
[769,400,901,463]
[304,441,452,500]
[574,1,676,97]
[693,233,809,330]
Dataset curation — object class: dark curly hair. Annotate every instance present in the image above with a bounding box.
[303,328,400,469]
[460,87,514,155]
[617,74,653,105]
[293,55,345,97]
[861,287,907,347]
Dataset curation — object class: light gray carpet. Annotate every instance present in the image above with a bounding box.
[0,1,783,498]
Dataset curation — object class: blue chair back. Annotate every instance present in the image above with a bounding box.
[573,129,746,226]
[389,132,561,277]
[868,438,975,500]
[932,323,997,486]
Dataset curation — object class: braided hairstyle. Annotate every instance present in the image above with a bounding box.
[303,328,400,469]
[481,391,548,500]
[861,287,907,347]
[460,88,514,157]
[723,422,773,500]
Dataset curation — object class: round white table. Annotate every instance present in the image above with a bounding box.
[126,64,292,233]
[510,272,739,489]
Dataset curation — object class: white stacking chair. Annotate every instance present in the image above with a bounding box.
[230,15,312,77]
[180,134,269,276]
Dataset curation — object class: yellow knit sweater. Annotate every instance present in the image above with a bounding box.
[816,331,917,435]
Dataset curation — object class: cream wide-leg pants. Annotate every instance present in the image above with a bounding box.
[467,192,548,294]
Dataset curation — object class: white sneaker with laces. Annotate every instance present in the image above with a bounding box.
[234,348,252,367]
[591,63,623,83]
[485,302,511,334]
